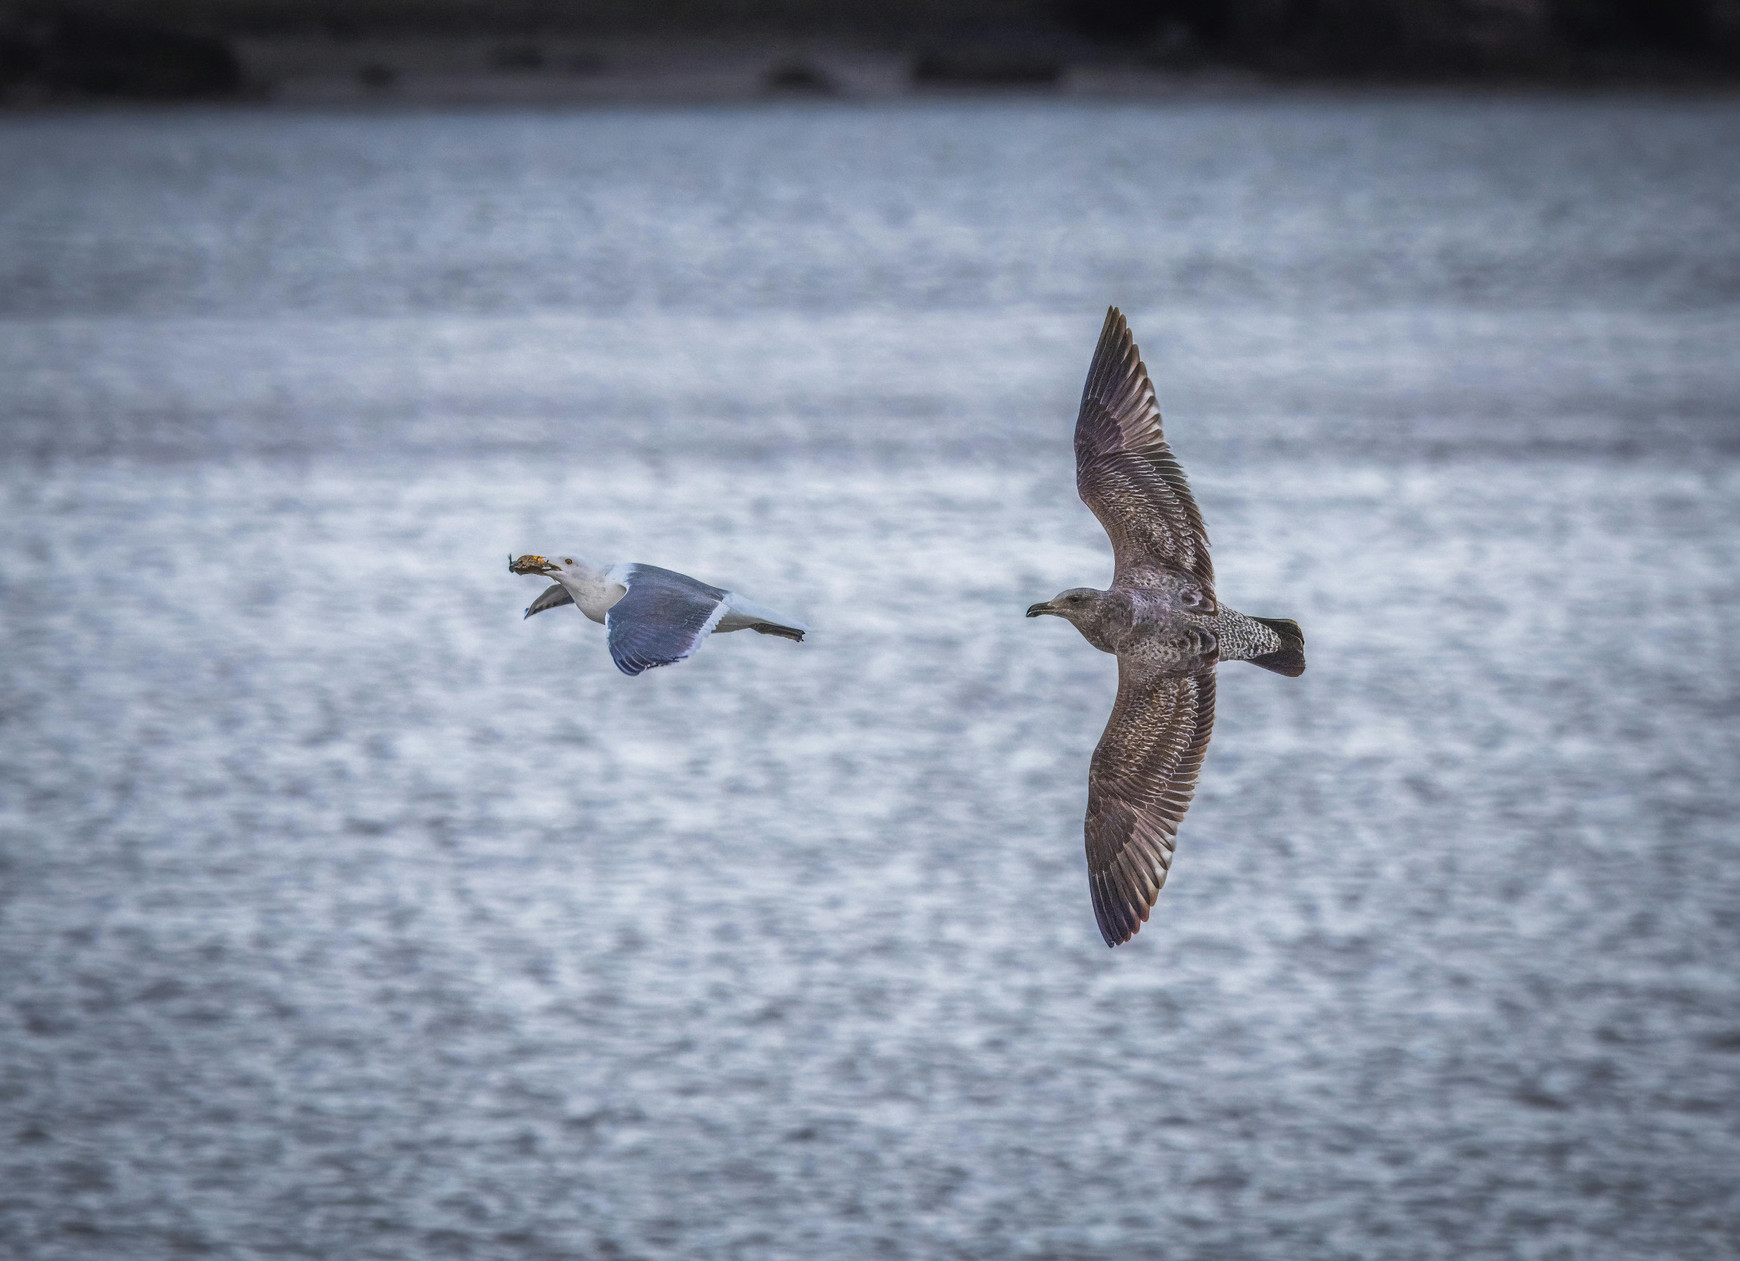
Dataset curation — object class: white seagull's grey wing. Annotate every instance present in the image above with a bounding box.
[605,564,730,677]
[1085,661,1216,947]
[1075,306,1215,602]
[524,583,575,619]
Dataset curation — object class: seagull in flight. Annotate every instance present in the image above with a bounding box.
[511,554,807,676]
[1026,308,1306,947]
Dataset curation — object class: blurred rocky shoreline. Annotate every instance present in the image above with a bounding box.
[2,1,1738,106]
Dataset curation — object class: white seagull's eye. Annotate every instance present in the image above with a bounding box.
[564,558,574,565]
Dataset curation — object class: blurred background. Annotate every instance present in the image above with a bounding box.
[2,3,1739,1260]
[2,0,1740,104]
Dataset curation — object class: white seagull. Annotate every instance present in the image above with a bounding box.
[510,554,807,676]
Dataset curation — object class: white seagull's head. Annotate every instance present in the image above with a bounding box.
[509,553,595,581]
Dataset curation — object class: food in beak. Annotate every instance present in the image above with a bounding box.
[510,554,552,575]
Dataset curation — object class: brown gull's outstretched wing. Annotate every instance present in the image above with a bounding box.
[1074,307,1214,602]
[1085,661,1216,947]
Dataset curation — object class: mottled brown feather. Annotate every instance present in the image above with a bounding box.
[1074,307,1215,603]
[1085,665,1216,946]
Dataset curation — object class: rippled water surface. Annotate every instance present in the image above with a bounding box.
[3,97,1739,1260]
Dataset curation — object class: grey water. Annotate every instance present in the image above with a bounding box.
[2,95,1738,1260]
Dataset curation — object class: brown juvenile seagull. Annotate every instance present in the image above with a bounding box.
[1027,308,1306,947]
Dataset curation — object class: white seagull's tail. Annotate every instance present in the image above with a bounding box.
[718,591,807,642]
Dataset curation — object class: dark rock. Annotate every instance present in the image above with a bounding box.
[37,14,241,100]
[911,50,1063,86]
[1059,0,1230,46]
[1553,0,1713,50]
[357,61,397,90]
[764,61,834,93]
[0,28,40,94]
[491,42,544,71]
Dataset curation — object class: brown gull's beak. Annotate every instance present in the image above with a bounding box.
[1025,601,1056,618]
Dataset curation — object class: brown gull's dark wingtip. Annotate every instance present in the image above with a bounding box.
[1090,872,1140,948]
[1099,305,1125,352]
[1084,305,1143,407]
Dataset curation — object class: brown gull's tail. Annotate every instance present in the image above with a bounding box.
[1248,617,1306,677]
